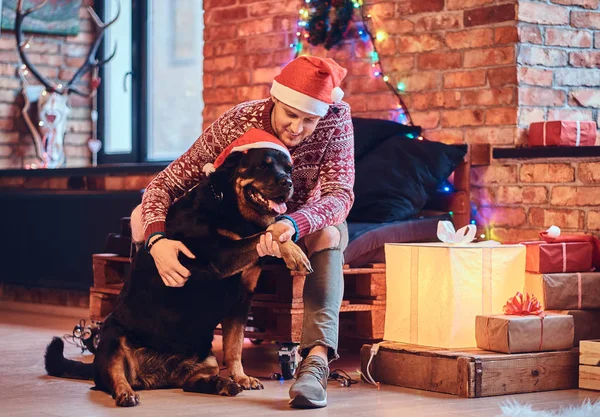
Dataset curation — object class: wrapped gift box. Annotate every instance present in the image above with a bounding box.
[475,314,574,354]
[384,242,526,349]
[525,272,600,310]
[548,310,600,346]
[524,241,593,274]
[528,121,597,147]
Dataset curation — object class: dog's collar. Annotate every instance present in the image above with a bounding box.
[209,182,223,201]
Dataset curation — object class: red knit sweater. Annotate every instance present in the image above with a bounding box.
[142,98,355,242]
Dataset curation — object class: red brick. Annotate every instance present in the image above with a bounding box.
[519,1,570,25]
[370,2,395,18]
[203,56,236,73]
[236,53,274,69]
[205,0,236,9]
[204,87,238,104]
[206,6,248,24]
[570,89,600,108]
[251,34,287,51]
[588,211,600,230]
[395,0,445,15]
[464,46,515,67]
[215,71,251,87]
[596,33,600,48]
[344,95,367,113]
[443,70,486,88]
[476,207,527,228]
[551,186,600,206]
[447,0,495,10]
[238,18,273,36]
[529,208,584,230]
[345,76,386,94]
[425,129,464,144]
[464,4,516,27]
[466,126,517,144]
[520,88,566,106]
[376,38,397,57]
[0,120,15,132]
[488,67,518,87]
[519,25,543,44]
[520,163,575,183]
[486,107,517,125]
[556,69,600,86]
[519,46,568,67]
[446,28,494,49]
[389,56,415,71]
[519,107,546,126]
[401,72,440,91]
[471,186,496,206]
[495,26,519,45]
[252,66,281,84]
[414,13,462,32]
[214,39,247,56]
[0,77,20,89]
[417,52,462,70]
[397,34,444,53]
[365,94,400,112]
[490,228,544,244]
[411,111,440,129]
[463,87,516,106]
[579,162,600,183]
[0,104,16,118]
[518,67,554,86]
[0,131,18,144]
[548,108,594,121]
[405,91,462,110]
[383,19,415,34]
[569,51,600,67]
[550,0,599,8]
[248,1,298,17]
[497,186,548,204]
[441,109,485,127]
[273,15,294,31]
[571,12,600,29]
[546,28,592,48]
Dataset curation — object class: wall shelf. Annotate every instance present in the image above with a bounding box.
[493,146,600,160]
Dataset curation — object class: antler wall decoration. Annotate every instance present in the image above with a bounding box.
[15,0,119,168]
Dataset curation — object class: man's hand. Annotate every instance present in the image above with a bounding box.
[148,238,196,287]
[256,220,295,258]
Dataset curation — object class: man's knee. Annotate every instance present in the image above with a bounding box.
[304,226,341,256]
[130,204,144,244]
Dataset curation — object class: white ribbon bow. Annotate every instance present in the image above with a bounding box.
[437,221,477,244]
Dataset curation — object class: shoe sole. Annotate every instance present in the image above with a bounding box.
[289,393,327,409]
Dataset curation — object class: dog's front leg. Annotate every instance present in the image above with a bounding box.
[221,294,264,390]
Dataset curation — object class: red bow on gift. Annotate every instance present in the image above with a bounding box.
[503,292,546,318]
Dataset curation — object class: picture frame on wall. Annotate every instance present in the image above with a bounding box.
[1,0,82,36]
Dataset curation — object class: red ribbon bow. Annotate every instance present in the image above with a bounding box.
[503,292,546,318]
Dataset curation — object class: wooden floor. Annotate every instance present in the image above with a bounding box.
[1,305,599,417]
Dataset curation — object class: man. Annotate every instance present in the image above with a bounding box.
[130,56,354,408]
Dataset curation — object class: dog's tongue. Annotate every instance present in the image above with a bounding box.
[268,200,287,214]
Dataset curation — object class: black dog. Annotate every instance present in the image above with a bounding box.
[45,148,312,407]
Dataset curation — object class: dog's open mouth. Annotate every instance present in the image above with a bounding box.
[244,185,287,215]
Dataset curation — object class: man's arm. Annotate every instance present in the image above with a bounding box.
[286,104,355,239]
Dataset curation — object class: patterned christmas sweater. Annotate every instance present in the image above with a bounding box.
[142,98,355,242]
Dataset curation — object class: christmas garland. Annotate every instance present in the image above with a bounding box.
[306,0,354,50]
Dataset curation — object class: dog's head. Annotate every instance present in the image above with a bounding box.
[210,148,293,226]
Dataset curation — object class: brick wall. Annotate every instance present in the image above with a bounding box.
[0,0,95,169]
[203,0,520,146]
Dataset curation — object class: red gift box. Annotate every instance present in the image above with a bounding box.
[528,121,597,147]
[524,241,593,274]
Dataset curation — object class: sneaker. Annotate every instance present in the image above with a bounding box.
[288,355,329,408]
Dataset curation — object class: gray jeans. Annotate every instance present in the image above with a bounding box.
[297,222,348,361]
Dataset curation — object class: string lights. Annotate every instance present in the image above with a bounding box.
[291,0,414,127]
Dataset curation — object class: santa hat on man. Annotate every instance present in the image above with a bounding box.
[202,128,291,176]
[270,56,347,117]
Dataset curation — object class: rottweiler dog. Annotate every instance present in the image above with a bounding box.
[44,146,312,407]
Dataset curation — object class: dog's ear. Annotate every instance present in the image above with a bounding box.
[209,152,245,186]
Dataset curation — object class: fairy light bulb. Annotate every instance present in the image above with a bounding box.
[375,31,387,42]
[383,75,389,82]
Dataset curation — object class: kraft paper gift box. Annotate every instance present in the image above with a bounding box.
[547,310,600,346]
[528,121,597,147]
[384,232,526,349]
[524,241,593,274]
[475,313,574,354]
[525,272,600,310]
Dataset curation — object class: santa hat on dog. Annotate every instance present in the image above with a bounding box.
[270,56,347,117]
[202,128,291,176]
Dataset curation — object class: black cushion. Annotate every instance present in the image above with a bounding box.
[352,117,421,162]
[348,119,466,223]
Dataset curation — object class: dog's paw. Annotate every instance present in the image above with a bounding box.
[217,379,244,396]
[115,390,140,407]
[280,242,313,275]
[233,374,264,390]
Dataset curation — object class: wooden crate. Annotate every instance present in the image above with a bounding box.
[580,340,600,391]
[92,254,130,286]
[89,286,121,322]
[361,342,579,398]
